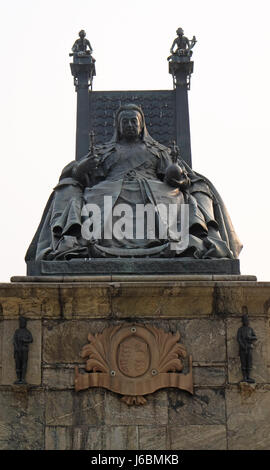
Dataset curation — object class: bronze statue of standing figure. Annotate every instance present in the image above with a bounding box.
[13,316,33,384]
[237,314,257,383]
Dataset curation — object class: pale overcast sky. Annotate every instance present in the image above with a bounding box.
[0,0,269,281]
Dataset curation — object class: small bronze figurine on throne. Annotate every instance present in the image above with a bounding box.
[70,29,96,63]
[168,27,197,62]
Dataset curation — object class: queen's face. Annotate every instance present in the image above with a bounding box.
[119,111,142,140]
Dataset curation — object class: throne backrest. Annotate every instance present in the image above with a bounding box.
[89,90,176,148]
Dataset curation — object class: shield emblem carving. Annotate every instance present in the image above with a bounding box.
[118,336,149,378]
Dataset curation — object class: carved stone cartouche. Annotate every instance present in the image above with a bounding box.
[75,323,193,405]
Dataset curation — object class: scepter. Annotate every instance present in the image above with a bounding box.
[170,140,180,164]
[85,130,99,186]
[89,130,95,156]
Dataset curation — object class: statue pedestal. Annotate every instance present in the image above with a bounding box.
[26,258,240,276]
[1,275,270,450]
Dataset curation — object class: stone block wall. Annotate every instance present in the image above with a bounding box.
[0,275,270,450]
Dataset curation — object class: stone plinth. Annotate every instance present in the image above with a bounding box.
[0,275,270,450]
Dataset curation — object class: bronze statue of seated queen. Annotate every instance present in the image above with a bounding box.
[28,103,242,263]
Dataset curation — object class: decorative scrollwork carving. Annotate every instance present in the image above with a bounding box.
[75,323,193,405]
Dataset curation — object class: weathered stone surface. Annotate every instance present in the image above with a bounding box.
[0,283,111,319]
[104,425,139,450]
[0,280,270,450]
[227,318,269,383]
[43,320,109,363]
[139,426,167,450]
[168,425,227,450]
[45,425,105,450]
[104,390,168,426]
[45,389,105,427]
[72,389,105,426]
[72,425,103,450]
[158,318,226,363]
[43,367,75,389]
[58,284,111,318]
[0,284,60,318]
[45,426,72,450]
[226,387,270,449]
[1,320,41,385]
[1,282,270,320]
[193,366,226,386]
[183,318,226,363]
[0,321,2,363]
[45,390,74,426]
[168,388,226,425]
[216,285,270,315]
[216,286,245,315]
[0,414,12,441]
[47,424,138,450]
[111,284,215,318]
[0,321,2,383]
[0,441,11,450]
[267,318,270,367]
[0,390,44,449]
